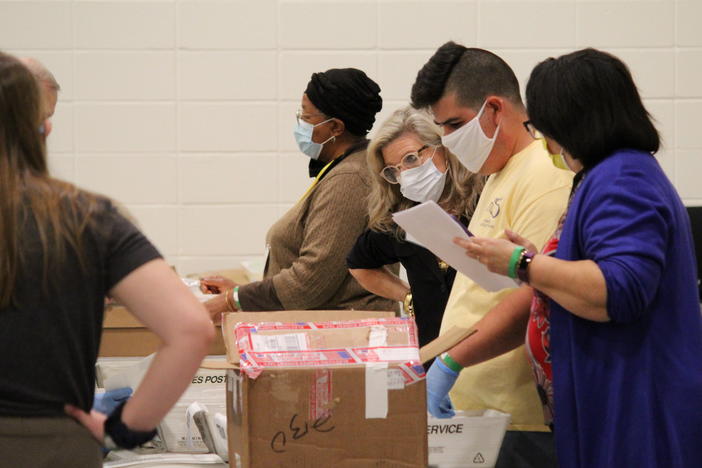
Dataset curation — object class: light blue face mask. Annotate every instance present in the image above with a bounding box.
[293,119,334,160]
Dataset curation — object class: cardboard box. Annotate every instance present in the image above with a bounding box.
[99,305,226,357]
[99,268,250,357]
[214,310,428,468]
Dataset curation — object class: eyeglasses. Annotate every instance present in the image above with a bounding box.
[523,120,542,140]
[380,145,435,184]
[296,108,327,125]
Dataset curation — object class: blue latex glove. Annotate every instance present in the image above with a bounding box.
[93,387,132,415]
[426,358,459,418]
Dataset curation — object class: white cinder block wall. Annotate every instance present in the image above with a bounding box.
[1,0,700,274]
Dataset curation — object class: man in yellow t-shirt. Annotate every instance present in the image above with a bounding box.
[411,42,572,468]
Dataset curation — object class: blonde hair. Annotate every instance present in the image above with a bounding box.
[366,106,485,238]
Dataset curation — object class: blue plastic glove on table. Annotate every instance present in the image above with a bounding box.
[426,358,459,418]
[93,387,132,415]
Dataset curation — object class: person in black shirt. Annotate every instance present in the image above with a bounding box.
[347,106,484,349]
[0,51,215,468]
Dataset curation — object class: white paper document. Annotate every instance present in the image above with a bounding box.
[392,201,517,292]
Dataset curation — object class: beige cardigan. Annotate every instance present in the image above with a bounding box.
[239,146,397,312]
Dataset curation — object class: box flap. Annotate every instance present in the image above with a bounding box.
[232,316,424,384]
[222,310,396,365]
[419,326,477,363]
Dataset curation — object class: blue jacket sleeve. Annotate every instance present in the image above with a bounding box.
[576,161,669,323]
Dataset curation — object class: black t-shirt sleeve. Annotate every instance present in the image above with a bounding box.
[347,229,401,270]
[102,202,162,291]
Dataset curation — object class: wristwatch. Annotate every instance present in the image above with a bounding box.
[403,291,414,318]
[517,251,535,283]
[103,401,157,450]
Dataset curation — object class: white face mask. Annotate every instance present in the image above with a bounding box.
[293,119,334,160]
[440,101,499,173]
[399,148,448,203]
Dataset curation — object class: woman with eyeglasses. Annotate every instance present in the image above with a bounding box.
[201,68,396,315]
[0,52,214,466]
[347,106,484,349]
[440,48,702,467]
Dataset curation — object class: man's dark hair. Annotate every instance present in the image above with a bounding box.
[526,48,659,169]
[411,42,523,110]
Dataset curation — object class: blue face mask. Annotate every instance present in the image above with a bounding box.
[293,119,334,160]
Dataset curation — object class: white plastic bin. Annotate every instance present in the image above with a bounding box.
[428,409,511,468]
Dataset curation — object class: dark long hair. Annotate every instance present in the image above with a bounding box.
[0,52,98,308]
[526,48,659,169]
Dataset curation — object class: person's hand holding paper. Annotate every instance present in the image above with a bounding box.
[455,229,538,277]
[392,201,516,292]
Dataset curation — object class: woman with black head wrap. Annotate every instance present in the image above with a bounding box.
[201,68,397,314]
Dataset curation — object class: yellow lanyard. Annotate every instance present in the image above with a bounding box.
[298,159,336,203]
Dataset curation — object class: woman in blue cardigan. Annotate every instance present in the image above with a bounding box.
[439,48,702,468]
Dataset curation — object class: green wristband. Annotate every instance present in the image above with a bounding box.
[441,352,463,373]
[508,246,526,279]
[233,286,242,310]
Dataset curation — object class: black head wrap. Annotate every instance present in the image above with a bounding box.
[305,68,382,136]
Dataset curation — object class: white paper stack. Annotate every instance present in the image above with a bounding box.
[393,201,517,292]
